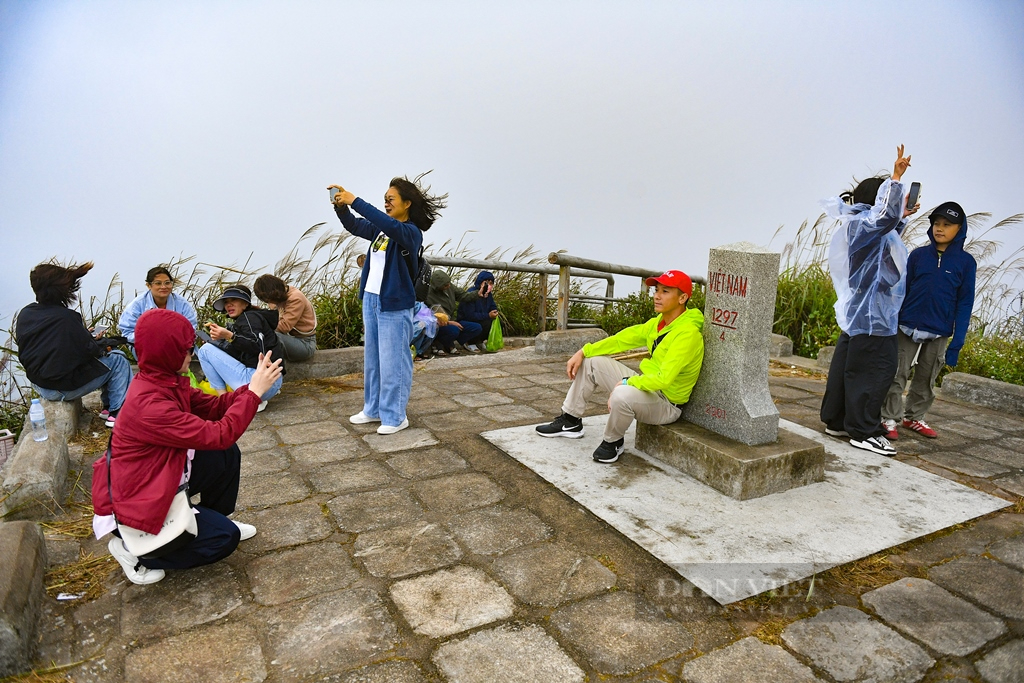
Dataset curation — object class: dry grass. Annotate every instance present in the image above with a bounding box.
[1012,497,1024,514]
[751,616,792,645]
[821,552,904,593]
[0,669,73,683]
[44,550,115,602]
[39,502,95,540]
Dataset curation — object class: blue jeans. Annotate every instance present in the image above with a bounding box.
[362,293,413,427]
[33,351,132,412]
[197,344,283,401]
[434,321,482,351]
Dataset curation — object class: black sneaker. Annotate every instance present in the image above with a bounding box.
[593,438,625,463]
[849,435,896,457]
[536,413,584,439]
[824,427,849,438]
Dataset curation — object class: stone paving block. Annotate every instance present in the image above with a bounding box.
[940,421,1002,440]
[550,591,693,675]
[479,375,536,390]
[362,427,439,453]
[385,448,468,479]
[237,427,279,452]
[333,660,427,683]
[308,459,394,493]
[452,392,515,408]
[44,535,79,566]
[524,373,572,386]
[781,606,934,683]
[240,447,290,476]
[993,473,1024,497]
[124,622,266,683]
[404,396,462,415]
[389,565,514,637]
[432,623,585,683]
[409,383,440,398]
[70,590,123,681]
[327,488,424,532]
[920,451,1012,478]
[490,542,616,606]
[928,556,1024,619]
[988,535,1024,571]
[412,472,506,514]
[236,500,334,553]
[504,386,565,402]
[446,505,552,555]
[266,402,326,426]
[768,385,816,400]
[264,588,399,679]
[969,413,1024,433]
[456,367,510,379]
[353,520,463,578]
[975,639,1024,683]
[120,563,244,640]
[972,443,1024,469]
[247,541,359,605]
[0,521,46,677]
[477,404,545,423]
[289,436,366,465]
[278,420,351,445]
[236,471,310,510]
[419,410,495,431]
[682,636,817,683]
[430,380,486,396]
[504,363,558,375]
[861,578,1006,656]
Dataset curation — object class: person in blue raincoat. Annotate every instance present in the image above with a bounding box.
[819,145,920,457]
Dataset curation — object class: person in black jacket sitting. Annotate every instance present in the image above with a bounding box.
[196,285,285,412]
[16,260,133,428]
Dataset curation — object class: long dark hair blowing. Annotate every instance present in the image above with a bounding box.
[390,171,448,231]
[841,174,888,207]
[30,260,94,307]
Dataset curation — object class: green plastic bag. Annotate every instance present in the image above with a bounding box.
[486,317,504,352]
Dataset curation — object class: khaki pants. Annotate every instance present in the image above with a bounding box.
[562,356,683,442]
[881,331,948,422]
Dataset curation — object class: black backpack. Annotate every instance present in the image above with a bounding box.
[405,245,432,300]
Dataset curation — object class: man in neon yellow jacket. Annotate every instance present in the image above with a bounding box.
[536,270,705,463]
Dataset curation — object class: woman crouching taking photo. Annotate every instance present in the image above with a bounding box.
[92,309,283,584]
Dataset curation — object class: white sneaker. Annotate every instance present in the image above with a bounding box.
[850,435,897,457]
[377,419,409,435]
[256,401,268,413]
[108,538,165,585]
[233,520,257,541]
[465,344,481,353]
[350,411,381,424]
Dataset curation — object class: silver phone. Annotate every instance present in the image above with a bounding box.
[330,187,340,200]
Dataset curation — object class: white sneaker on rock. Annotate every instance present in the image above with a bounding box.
[108,538,165,585]
[377,419,409,435]
[233,520,257,541]
[350,411,381,424]
[257,401,268,413]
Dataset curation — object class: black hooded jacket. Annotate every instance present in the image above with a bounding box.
[216,308,286,372]
[16,303,109,391]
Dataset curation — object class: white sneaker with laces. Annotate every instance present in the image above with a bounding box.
[377,419,410,435]
[108,538,165,585]
[849,435,897,457]
[350,411,381,424]
[233,520,257,541]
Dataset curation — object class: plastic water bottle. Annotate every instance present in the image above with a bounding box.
[29,399,48,442]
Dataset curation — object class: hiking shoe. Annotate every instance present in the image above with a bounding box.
[824,427,849,438]
[593,438,625,463]
[536,413,584,439]
[108,538,165,585]
[883,419,899,440]
[902,419,937,438]
[849,435,897,457]
[377,419,410,435]
[233,520,257,541]
[104,410,118,428]
[350,411,381,424]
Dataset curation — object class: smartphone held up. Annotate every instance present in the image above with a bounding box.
[906,182,921,210]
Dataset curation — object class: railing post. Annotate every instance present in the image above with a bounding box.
[557,265,570,331]
[537,273,548,332]
[604,278,615,313]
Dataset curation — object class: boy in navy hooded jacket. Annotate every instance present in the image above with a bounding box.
[882,202,976,439]
[457,270,499,351]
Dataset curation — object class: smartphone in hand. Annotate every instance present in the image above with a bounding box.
[906,182,921,210]
[93,324,109,338]
[196,328,213,343]
[330,187,340,200]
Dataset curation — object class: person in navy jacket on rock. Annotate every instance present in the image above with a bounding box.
[330,174,447,435]
[881,202,976,440]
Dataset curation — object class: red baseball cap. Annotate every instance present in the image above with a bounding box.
[645,270,693,297]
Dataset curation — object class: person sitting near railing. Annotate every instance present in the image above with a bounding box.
[535,270,704,464]
[456,270,499,353]
[425,270,481,355]
[253,274,317,362]
[119,266,198,344]
[16,260,133,428]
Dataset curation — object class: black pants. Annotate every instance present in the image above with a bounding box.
[820,333,898,441]
[140,445,242,571]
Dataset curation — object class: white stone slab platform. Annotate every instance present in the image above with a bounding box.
[481,417,1009,604]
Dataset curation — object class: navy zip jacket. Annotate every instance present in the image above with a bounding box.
[457,270,498,326]
[898,217,977,367]
[335,198,423,311]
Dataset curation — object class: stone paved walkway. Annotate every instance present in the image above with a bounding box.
[33,348,1024,682]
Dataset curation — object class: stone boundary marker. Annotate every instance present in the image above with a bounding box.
[0,521,47,677]
[1,399,79,520]
[942,371,1024,417]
